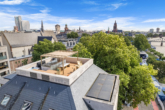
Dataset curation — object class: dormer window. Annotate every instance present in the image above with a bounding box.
[1,94,11,106]
[21,101,32,110]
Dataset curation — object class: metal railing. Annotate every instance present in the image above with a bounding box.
[0,65,8,70]
[0,56,7,60]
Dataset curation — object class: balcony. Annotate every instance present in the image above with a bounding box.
[0,56,7,60]
[0,65,8,70]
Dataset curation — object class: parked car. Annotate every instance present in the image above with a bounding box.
[151,75,165,101]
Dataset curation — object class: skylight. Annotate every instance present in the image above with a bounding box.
[1,94,11,106]
[21,101,32,110]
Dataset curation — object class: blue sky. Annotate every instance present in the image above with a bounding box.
[0,0,165,31]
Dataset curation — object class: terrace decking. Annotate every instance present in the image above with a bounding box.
[32,63,78,76]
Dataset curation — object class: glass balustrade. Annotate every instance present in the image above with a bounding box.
[0,56,7,60]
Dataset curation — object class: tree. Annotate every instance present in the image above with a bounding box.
[146,33,153,37]
[22,59,28,65]
[32,39,66,61]
[124,36,131,46]
[54,42,66,50]
[133,34,150,51]
[73,43,92,58]
[153,61,165,81]
[80,32,158,110]
[67,32,79,38]
[82,33,91,37]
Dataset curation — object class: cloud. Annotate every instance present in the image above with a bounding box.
[0,0,30,5]
[143,19,165,23]
[111,3,127,10]
[83,1,99,5]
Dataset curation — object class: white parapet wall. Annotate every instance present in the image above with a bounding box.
[16,57,93,86]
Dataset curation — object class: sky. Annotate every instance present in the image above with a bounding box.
[0,0,165,31]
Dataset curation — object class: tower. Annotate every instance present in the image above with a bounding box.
[113,21,117,33]
[41,20,44,32]
[108,27,110,33]
[14,16,23,31]
[157,28,160,33]
[64,24,69,32]
[55,24,60,34]
[79,27,81,31]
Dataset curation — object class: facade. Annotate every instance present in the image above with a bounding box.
[21,20,30,31]
[14,16,30,31]
[9,55,32,72]
[14,16,22,31]
[55,24,60,34]
[113,21,118,33]
[0,31,58,58]
[0,36,11,77]
[157,28,160,33]
[0,53,120,110]
[150,29,154,33]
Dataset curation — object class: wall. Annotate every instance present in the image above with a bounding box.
[12,46,32,57]
[1,33,12,58]
[10,56,32,72]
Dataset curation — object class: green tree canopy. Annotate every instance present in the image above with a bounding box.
[147,33,153,37]
[67,32,79,38]
[32,39,66,61]
[133,34,150,51]
[81,33,91,37]
[78,32,158,110]
[124,36,131,46]
[73,43,92,58]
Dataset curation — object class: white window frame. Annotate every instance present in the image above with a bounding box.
[0,94,12,107]
[21,100,33,110]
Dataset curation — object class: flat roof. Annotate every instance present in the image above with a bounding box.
[86,73,116,101]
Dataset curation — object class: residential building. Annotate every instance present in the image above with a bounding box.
[0,36,11,77]
[10,55,32,72]
[0,31,58,58]
[0,51,120,110]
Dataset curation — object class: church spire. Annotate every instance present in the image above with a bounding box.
[41,20,44,32]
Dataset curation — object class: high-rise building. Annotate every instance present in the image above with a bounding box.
[41,20,44,32]
[14,16,22,31]
[55,24,60,34]
[21,21,30,31]
[14,16,30,31]
[157,28,160,33]
[113,21,117,33]
[149,29,154,33]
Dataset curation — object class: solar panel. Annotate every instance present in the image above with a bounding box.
[86,74,115,101]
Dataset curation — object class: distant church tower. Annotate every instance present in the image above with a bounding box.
[113,21,117,33]
[41,20,44,32]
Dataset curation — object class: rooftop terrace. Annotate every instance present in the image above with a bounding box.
[16,51,93,85]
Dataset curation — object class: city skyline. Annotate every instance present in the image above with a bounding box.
[1,0,165,31]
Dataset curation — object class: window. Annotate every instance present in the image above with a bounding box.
[1,94,11,106]
[21,101,32,110]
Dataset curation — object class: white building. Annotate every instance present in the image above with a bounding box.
[21,20,30,31]
[0,36,11,77]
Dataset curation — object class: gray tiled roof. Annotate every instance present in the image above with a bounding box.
[41,31,58,42]
[3,32,41,48]
[70,64,108,110]
[0,75,76,110]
